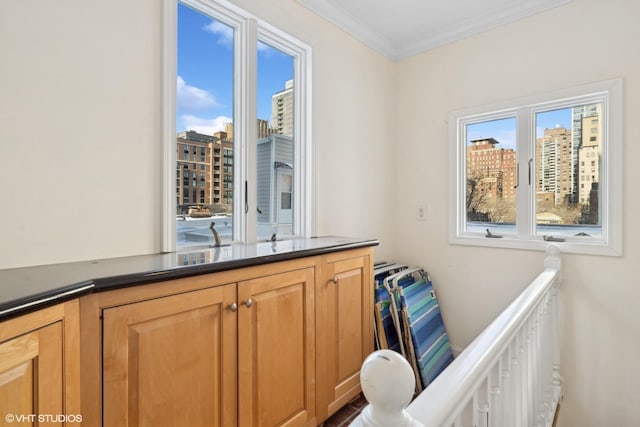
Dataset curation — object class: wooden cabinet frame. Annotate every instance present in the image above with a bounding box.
[315,248,374,421]
[0,300,81,423]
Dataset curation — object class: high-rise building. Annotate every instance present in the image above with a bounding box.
[571,103,601,203]
[271,79,294,137]
[576,105,601,206]
[257,118,274,139]
[536,126,573,206]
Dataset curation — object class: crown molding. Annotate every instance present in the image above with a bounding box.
[297,0,396,59]
[395,0,572,60]
[298,0,572,61]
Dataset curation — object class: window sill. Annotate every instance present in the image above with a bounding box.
[449,234,622,256]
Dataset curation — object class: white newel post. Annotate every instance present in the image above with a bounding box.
[349,350,425,427]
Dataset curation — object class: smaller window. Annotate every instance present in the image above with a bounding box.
[449,79,622,256]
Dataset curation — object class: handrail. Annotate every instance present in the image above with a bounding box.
[354,244,562,427]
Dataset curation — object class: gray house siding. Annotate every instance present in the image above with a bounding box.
[256,135,293,225]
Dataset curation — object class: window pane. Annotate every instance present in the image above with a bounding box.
[465,117,517,235]
[256,41,294,241]
[176,4,234,247]
[534,104,602,238]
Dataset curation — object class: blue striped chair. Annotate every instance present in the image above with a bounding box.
[398,276,454,390]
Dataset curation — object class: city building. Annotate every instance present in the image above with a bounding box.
[576,105,601,207]
[571,103,601,203]
[535,126,573,206]
[176,129,233,214]
[466,138,517,220]
[176,115,285,217]
[271,79,294,137]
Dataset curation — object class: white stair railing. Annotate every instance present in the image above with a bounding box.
[352,244,562,427]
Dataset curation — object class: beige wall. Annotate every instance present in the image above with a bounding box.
[0,0,395,268]
[0,0,164,268]
[394,0,640,425]
[2,0,638,424]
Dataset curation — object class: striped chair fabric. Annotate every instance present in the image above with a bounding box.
[398,278,454,390]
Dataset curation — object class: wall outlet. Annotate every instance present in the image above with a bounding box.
[416,204,426,221]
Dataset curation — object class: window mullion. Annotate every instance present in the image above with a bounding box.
[516,107,534,240]
[234,18,258,243]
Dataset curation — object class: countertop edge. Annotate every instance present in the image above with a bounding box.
[0,238,379,321]
[0,281,96,319]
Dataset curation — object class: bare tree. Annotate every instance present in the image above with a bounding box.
[466,173,493,221]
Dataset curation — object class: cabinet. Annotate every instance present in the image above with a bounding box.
[0,300,81,424]
[77,248,373,427]
[102,284,237,426]
[315,248,373,422]
[238,267,315,426]
[95,259,317,427]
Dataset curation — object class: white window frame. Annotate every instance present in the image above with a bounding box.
[161,0,314,251]
[449,79,622,256]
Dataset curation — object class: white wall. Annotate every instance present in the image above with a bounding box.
[394,0,640,425]
[0,0,395,269]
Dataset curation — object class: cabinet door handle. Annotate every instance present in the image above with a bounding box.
[228,302,238,312]
[244,298,253,308]
[331,275,339,284]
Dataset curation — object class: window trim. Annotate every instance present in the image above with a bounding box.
[162,0,314,251]
[449,79,623,256]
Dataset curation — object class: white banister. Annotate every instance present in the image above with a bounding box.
[352,244,562,427]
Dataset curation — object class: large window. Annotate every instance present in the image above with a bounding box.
[163,0,312,250]
[449,79,622,255]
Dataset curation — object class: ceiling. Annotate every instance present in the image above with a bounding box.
[297,0,571,60]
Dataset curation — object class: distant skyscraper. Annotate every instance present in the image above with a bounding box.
[271,79,294,137]
[536,126,573,206]
[571,103,601,203]
[577,110,601,212]
[257,118,273,139]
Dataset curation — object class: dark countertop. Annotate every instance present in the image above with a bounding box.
[0,236,378,321]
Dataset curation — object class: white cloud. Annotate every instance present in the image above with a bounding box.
[202,21,233,48]
[177,76,218,111]
[202,21,285,56]
[179,114,232,136]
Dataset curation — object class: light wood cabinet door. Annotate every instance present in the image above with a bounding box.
[0,300,80,427]
[316,250,373,422]
[238,267,316,427]
[102,284,237,427]
[0,324,62,425]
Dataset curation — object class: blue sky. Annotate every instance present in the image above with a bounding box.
[466,108,572,150]
[177,3,293,135]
